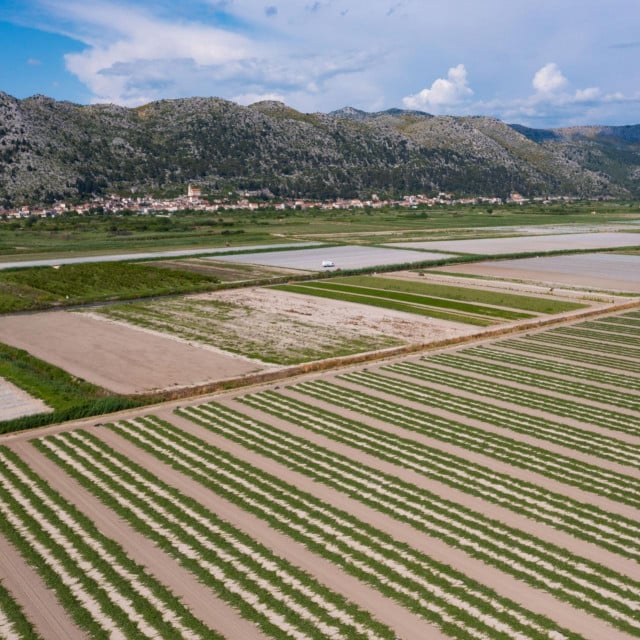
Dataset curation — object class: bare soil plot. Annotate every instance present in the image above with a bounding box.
[388,231,640,255]
[197,287,478,345]
[0,377,51,421]
[0,311,262,394]
[435,253,640,293]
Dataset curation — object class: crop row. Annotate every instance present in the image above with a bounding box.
[425,352,640,413]
[592,315,640,330]
[0,579,41,640]
[35,431,392,640]
[237,388,640,560]
[492,338,640,374]
[292,379,640,510]
[388,360,639,437]
[108,414,582,640]
[579,319,640,336]
[523,332,640,358]
[550,325,640,346]
[179,399,640,635]
[0,446,217,640]
[455,346,640,393]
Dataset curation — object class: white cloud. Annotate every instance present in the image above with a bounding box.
[402,64,473,112]
[233,91,287,105]
[532,63,567,94]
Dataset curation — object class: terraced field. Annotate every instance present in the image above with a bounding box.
[1,308,639,639]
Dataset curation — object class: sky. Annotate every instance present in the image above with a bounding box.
[0,0,639,128]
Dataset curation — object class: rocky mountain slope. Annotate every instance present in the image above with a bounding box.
[1,92,638,205]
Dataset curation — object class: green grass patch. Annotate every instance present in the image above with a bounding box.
[0,343,143,434]
[0,262,221,313]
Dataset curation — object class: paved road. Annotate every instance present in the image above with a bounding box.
[0,243,320,270]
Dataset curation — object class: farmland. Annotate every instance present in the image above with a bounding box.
[0,307,638,639]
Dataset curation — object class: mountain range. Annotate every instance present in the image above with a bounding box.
[1,92,639,206]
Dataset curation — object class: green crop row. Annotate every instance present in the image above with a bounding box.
[36,431,393,640]
[0,579,42,640]
[179,399,640,635]
[238,389,640,560]
[278,280,534,320]
[328,275,585,314]
[110,413,579,640]
[0,446,217,640]
[526,332,640,358]
[550,326,640,347]
[395,359,640,436]
[0,343,143,434]
[493,338,640,374]
[272,283,494,326]
[593,316,640,330]
[293,379,640,509]
[456,346,640,392]
[579,319,640,336]
[427,352,640,412]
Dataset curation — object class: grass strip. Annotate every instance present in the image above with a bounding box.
[0,343,143,434]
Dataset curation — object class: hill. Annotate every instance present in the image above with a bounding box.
[1,92,639,205]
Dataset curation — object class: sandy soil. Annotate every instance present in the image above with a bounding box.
[197,286,477,344]
[0,311,263,394]
[0,532,86,640]
[0,377,51,421]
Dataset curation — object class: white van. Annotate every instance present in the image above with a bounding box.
[321,260,335,268]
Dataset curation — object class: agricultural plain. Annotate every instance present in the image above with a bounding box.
[1,308,639,639]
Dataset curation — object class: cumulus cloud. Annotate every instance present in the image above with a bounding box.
[402,64,473,112]
[532,63,567,94]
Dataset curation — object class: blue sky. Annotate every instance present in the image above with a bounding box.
[1,0,639,127]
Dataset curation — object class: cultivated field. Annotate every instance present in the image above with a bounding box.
[0,311,263,394]
[1,308,639,639]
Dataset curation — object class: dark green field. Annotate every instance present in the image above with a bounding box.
[0,262,221,313]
